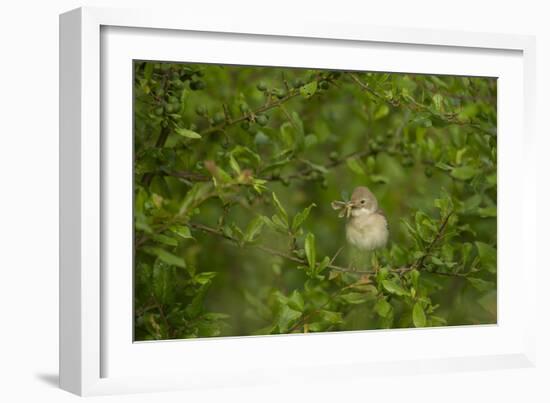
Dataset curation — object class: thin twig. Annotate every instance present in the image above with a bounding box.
[163,148,374,185]
[189,222,364,273]
[347,73,494,136]
[348,72,384,100]
[413,211,454,270]
[187,221,463,278]
[151,294,172,338]
[329,246,344,266]
[140,70,173,186]
[140,85,301,187]
[199,90,301,136]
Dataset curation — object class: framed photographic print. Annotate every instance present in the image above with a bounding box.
[60,6,537,396]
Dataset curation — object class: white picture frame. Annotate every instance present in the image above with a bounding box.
[59,6,537,396]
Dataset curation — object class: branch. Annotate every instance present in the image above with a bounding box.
[347,73,494,135]
[141,70,174,186]
[188,222,369,273]
[348,72,385,101]
[199,90,301,136]
[187,221,464,278]
[413,211,454,270]
[288,289,341,333]
[140,80,302,187]
[164,148,375,185]
[280,149,372,182]
[151,293,173,339]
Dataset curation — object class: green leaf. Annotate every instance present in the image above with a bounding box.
[243,216,264,243]
[170,225,194,239]
[478,206,497,218]
[175,127,202,139]
[291,111,305,137]
[291,203,316,232]
[432,93,444,112]
[374,104,390,120]
[475,242,497,273]
[301,159,328,174]
[288,290,305,312]
[460,194,482,213]
[143,312,163,338]
[339,292,368,305]
[304,134,318,148]
[306,322,324,332]
[430,315,447,326]
[244,291,272,321]
[196,321,222,337]
[450,165,479,181]
[477,290,497,316]
[279,122,296,149]
[260,215,287,233]
[415,211,435,242]
[430,76,449,89]
[401,219,423,248]
[185,284,210,319]
[374,299,392,318]
[271,192,288,225]
[435,161,454,171]
[228,154,241,174]
[370,174,389,184]
[202,312,230,321]
[151,233,178,246]
[271,215,289,232]
[381,279,408,296]
[252,178,268,194]
[346,157,365,175]
[316,256,331,274]
[152,260,176,304]
[278,305,302,333]
[409,269,420,289]
[194,271,217,285]
[434,194,454,216]
[318,310,343,325]
[144,63,154,81]
[179,182,213,216]
[412,302,427,327]
[143,247,186,268]
[486,173,497,188]
[455,147,467,165]
[304,232,316,269]
[230,146,262,167]
[299,81,318,98]
[467,277,495,292]
[462,242,473,267]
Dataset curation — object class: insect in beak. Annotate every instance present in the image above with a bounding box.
[331,200,354,218]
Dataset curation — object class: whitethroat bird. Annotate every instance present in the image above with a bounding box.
[332,186,389,268]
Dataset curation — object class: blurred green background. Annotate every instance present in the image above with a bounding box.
[133,61,497,340]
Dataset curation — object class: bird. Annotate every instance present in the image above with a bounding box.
[345,186,389,253]
[332,186,389,252]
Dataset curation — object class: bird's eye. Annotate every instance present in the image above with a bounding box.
[360,199,366,204]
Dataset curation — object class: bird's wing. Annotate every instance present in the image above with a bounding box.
[376,208,389,228]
